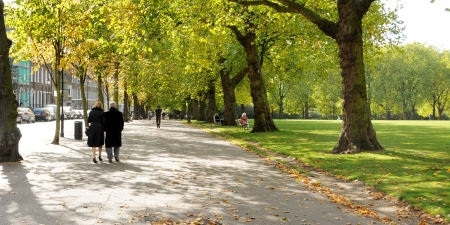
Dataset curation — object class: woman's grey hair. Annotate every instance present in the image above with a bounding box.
[109,102,117,108]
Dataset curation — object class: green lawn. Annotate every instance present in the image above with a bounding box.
[191,119,450,222]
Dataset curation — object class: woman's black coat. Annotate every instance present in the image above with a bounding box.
[103,107,124,148]
[87,107,104,147]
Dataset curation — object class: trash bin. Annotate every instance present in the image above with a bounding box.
[74,121,82,140]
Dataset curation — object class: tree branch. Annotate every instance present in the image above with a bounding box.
[231,66,249,87]
[229,0,339,39]
[227,25,246,46]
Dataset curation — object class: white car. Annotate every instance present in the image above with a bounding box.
[17,107,36,123]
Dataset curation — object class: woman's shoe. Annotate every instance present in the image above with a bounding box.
[98,156,103,161]
[93,158,97,163]
[115,157,120,162]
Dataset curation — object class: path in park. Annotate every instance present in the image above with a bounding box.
[0,119,423,225]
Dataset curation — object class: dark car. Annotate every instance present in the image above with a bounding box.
[33,108,52,121]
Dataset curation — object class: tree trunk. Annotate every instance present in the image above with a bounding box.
[332,2,382,153]
[206,79,217,123]
[188,98,193,119]
[181,98,187,119]
[219,56,248,126]
[133,93,139,120]
[192,97,199,120]
[278,82,285,119]
[51,40,63,145]
[438,105,444,120]
[123,83,129,122]
[0,4,22,162]
[432,97,436,119]
[198,96,206,121]
[221,70,238,125]
[304,100,309,119]
[229,25,277,132]
[76,67,88,126]
[402,102,408,120]
[97,72,103,106]
[103,77,110,112]
[411,105,416,120]
[113,62,119,105]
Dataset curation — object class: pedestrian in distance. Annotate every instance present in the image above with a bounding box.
[103,101,124,163]
[87,101,105,163]
[155,106,162,128]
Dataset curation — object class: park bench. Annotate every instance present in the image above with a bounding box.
[214,119,222,126]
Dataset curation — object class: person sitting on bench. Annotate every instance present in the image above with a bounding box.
[240,112,249,129]
[214,113,221,126]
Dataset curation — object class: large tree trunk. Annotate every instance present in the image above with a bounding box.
[332,2,382,153]
[220,69,238,125]
[219,57,248,126]
[229,24,278,132]
[206,78,217,123]
[0,3,22,162]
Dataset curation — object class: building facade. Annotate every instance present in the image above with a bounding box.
[11,60,102,110]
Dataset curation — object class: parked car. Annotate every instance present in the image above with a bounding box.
[17,107,35,123]
[33,108,52,121]
[60,108,68,120]
[73,110,83,119]
[63,106,76,119]
[16,109,22,124]
[44,107,56,121]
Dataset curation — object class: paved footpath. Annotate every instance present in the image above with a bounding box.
[0,119,422,225]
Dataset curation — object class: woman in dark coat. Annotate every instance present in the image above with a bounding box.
[87,101,104,163]
[103,101,124,163]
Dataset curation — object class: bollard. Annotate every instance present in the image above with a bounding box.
[74,121,82,140]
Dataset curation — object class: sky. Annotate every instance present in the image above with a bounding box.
[384,0,450,50]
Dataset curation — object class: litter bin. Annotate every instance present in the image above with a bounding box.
[74,121,82,140]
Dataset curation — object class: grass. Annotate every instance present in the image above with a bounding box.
[190,119,450,222]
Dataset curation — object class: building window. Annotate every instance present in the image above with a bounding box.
[68,85,72,97]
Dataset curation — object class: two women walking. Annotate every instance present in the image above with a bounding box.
[87,101,124,164]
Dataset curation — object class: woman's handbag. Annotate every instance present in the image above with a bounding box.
[84,126,89,136]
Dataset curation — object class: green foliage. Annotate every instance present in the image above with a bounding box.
[369,43,450,119]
